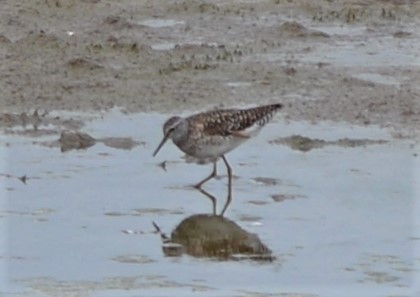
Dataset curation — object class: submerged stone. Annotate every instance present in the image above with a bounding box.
[167,214,273,261]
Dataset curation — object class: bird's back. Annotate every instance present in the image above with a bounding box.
[188,103,283,137]
[172,103,282,163]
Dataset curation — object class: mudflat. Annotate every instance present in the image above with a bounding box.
[0,0,419,137]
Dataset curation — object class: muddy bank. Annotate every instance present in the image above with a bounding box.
[0,0,419,138]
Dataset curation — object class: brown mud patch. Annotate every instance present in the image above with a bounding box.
[271,135,388,152]
[0,111,82,136]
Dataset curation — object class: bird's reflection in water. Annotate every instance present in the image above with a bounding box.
[196,185,222,217]
[154,188,274,262]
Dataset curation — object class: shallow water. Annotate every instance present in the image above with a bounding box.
[1,111,419,297]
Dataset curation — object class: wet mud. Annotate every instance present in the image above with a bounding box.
[271,135,388,152]
[53,131,142,152]
[0,0,419,136]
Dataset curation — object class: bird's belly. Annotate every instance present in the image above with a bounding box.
[197,140,244,157]
[176,136,247,163]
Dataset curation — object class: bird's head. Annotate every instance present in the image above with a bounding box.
[153,116,183,157]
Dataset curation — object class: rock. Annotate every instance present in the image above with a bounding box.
[167,214,273,261]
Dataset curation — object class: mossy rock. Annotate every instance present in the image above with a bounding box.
[168,214,273,261]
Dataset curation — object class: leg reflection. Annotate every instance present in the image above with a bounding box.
[220,155,232,216]
[196,185,232,216]
[197,187,217,216]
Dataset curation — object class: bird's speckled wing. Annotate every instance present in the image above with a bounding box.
[189,103,283,137]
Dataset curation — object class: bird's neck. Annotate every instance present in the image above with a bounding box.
[171,119,189,144]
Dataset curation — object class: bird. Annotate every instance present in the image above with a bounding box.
[153,103,283,216]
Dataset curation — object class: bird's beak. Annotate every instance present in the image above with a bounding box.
[153,132,170,157]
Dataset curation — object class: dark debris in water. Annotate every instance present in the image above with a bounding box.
[0,173,28,185]
[253,177,281,186]
[247,200,270,206]
[270,135,387,152]
[238,214,262,222]
[271,193,305,203]
[158,161,167,171]
[110,254,156,264]
[105,208,183,217]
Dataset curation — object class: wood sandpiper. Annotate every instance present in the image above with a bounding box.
[153,103,283,215]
